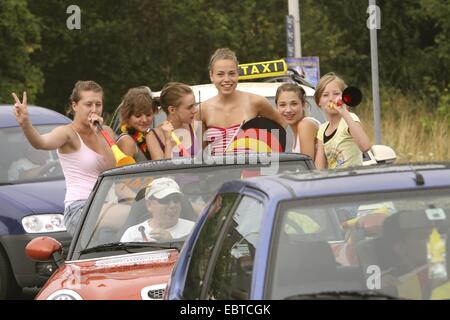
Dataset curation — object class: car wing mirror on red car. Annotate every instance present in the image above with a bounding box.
[26,236,64,267]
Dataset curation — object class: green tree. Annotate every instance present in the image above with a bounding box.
[0,0,43,103]
[28,0,153,113]
[299,0,368,85]
[28,0,289,113]
[308,0,449,99]
[17,0,448,116]
[418,0,450,111]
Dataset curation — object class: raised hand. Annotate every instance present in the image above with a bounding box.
[12,92,29,127]
[328,98,350,115]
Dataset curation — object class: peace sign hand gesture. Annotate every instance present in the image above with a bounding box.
[12,92,30,127]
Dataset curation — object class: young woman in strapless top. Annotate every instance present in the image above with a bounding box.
[197,48,286,155]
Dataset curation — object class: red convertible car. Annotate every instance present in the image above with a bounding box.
[26,153,314,299]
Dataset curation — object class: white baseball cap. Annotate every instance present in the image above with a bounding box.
[145,177,181,200]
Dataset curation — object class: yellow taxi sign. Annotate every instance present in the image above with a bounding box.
[238,59,287,80]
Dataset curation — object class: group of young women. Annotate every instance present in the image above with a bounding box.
[12,47,371,234]
[115,48,370,167]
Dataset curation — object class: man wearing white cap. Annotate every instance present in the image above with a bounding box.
[121,177,194,242]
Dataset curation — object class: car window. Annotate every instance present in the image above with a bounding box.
[0,125,63,184]
[182,193,240,299]
[75,159,308,259]
[268,189,450,300]
[205,196,264,300]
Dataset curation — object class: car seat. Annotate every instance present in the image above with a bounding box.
[275,240,338,292]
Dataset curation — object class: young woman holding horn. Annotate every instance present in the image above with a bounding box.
[12,81,116,235]
[146,82,198,160]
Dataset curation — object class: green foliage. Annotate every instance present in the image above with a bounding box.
[436,84,450,126]
[1,0,448,119]
[0,0,43,103]
[22,0,287,113]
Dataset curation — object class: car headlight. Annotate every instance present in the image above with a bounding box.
[22,214,66,233]
[46,289,83,300]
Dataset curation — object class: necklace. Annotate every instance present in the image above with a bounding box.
[120,124,150,159]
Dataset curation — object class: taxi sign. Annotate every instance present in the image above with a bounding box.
[238,59,287,80]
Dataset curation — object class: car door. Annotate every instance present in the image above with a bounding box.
[201,194,265,300]
[180,189,266,300]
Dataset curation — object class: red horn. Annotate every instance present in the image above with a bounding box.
[337,86,362,107]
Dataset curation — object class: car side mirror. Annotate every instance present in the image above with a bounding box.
[26,236,64,267]
[363,145,397,166]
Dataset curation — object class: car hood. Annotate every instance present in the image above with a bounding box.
[0,180,66,217]
[36,250,178,300]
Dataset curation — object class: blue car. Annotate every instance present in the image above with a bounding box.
[0,105,71,298]
[167,163,450,300]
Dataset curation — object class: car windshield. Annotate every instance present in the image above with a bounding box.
[0,125,64,184]
[76,159,309,259]
[269,189,450,300]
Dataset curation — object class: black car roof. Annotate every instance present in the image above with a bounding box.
[100,153,313,177]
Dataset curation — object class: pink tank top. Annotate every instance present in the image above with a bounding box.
[57,131,109,207]
[205,124,242,155]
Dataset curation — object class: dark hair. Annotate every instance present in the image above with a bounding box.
[119,86,156,125]
[66,80,103,116]
[275,83,306,105]
[159,82,193,115]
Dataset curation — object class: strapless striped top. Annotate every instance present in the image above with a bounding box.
[204,124,243,155]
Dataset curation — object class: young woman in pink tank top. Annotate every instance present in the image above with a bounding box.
[197,48,286,155]
[12,81,116,235]
[275,83,319,159]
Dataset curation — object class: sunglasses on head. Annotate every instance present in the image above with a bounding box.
[152,193,182,204]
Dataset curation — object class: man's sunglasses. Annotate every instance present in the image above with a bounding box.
[152,193,182,204]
